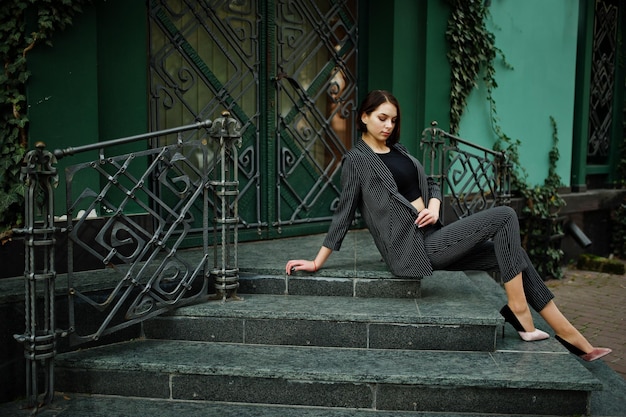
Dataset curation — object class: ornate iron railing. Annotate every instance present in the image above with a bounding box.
[13,113,241,407]
[421,122,511,222]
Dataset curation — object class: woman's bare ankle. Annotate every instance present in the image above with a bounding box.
[556,331,594,353]
[507,303,535,331]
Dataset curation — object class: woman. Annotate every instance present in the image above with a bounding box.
[285,90,611,362]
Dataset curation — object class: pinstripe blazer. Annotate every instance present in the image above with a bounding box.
[323,139,442,278]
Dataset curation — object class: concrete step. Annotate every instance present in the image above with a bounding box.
[0,393,569,417]
[53,339,600,416]
[144,271,501,352]
[238,271,421,298]
[188,227,421,298]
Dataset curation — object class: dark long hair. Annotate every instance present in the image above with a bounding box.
[356,90,401,146]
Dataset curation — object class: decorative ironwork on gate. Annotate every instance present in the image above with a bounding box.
[149,0,263,236]
[421,122,511,222]
[274,0,359,231]
[588,0,618,164]
[149,0,359,238]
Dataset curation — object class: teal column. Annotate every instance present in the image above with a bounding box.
[364,0,450,156]
[365,0,395,92]
[572,0,594,191]
[391,0,421,155]
[422,0,451,134]
[97,0,148,143]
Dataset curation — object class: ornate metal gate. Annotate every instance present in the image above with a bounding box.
[148,0,358,240]
[273,0,358,232]
[587,0,620,184]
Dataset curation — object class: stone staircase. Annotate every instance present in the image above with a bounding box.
[50,268,601,416]
[0,230,606,416]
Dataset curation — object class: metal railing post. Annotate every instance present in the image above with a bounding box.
[208,111,242,300]
[420,122,449,222]
[13,142,61,407]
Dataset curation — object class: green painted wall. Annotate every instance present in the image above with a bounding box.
[391,0,421,154]
[27,7,100,216]
[96,1,149,143]
[26,0,148,215]
[457,0,579,187]
[572,0,594,190]
[365,1,395,91]
[366,0,450,156]
[421,0,452,134]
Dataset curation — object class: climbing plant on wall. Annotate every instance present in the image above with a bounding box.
[445,0,500,135]
[518,117,565,279]
[445,0,565,279]
[0,0,88,244]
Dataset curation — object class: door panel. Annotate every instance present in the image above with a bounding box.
[274,0,358,234]
[148,0,358,241]
[149,0,262,243]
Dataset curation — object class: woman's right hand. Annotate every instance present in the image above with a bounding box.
[285,259,317,275]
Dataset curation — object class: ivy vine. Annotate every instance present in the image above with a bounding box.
[0,0,88,244]
[445,0,565,279]
[517,117,565,279]
[445,0,500,134]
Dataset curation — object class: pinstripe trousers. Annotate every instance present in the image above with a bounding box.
[423,205,555,312]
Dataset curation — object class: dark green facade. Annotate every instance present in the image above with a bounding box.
[25,0,452,242]
[25,0,626,243]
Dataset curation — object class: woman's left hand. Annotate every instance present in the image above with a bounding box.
[415,208,439,228]
[285,259,317,275]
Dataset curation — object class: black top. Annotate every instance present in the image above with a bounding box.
[377,147,422,201]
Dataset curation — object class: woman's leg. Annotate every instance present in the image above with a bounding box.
[427,208,609,356]
[425,206,526,283]
[442,244,544,333]
[540,301,611,360]
[539,301,594,352]
[443,244,547,332]
[425,207,554,311]
[503,273,537,332]
[425,207,555,327]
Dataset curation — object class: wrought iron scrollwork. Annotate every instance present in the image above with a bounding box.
[421,122,511,221]
[149,0,262,237]
[588,0,619,164]
[59,120,225,346]
[275,0,358,229]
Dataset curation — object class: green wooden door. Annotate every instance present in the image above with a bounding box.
[148,0,358,242]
